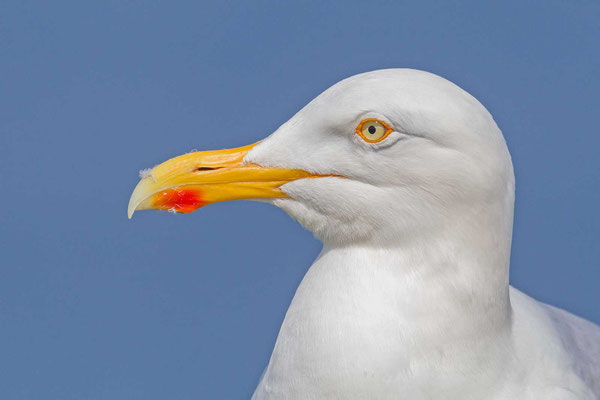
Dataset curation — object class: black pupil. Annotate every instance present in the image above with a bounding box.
[368,125,377,134]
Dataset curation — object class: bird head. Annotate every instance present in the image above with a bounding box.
[129,69,514,246]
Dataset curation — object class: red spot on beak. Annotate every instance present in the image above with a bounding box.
[153,188,206,214]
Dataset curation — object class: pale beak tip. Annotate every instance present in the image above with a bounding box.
[127,197,138,219]
[128,177,152,220]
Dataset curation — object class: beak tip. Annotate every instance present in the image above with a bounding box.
[128,177,154,220]
[127,202,136,219]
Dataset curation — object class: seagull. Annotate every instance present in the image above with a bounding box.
[128,69,600,399]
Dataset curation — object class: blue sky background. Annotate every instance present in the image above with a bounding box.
[1,1,599,398]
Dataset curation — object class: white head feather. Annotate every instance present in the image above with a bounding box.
[246,69,514,249]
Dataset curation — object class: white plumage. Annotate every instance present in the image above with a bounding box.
[242,69,600,399]
[128,68,600,398]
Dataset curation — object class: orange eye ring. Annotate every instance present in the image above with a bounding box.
[355,118,393,143]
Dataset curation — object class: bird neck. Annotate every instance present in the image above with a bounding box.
[260,214,515,395]
[306,195,515,341]
[313,239,513,343]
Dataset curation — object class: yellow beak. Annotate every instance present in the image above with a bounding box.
[128,142,319,219]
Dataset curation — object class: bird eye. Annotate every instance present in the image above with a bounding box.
[356,119,392,143]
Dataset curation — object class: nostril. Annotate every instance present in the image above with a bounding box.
[196,166,221,172]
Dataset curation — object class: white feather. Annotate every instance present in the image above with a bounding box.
[242,69,599,399]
